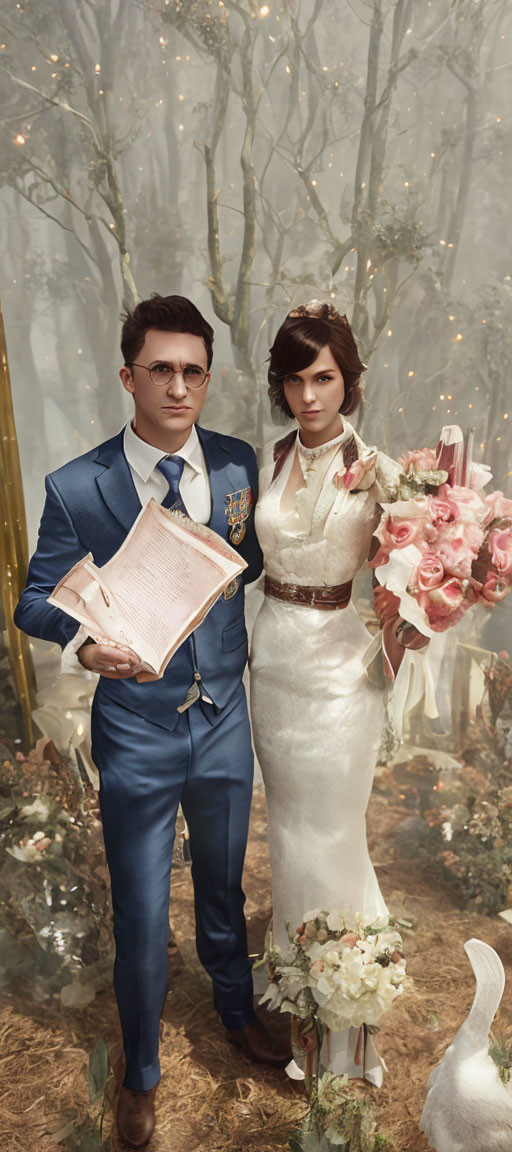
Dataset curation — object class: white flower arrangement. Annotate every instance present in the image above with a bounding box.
[260,910,406,1033]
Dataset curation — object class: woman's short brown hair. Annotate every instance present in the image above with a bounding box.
[268,302,365,419]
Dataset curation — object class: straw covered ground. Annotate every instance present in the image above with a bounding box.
[2,785,512,1152]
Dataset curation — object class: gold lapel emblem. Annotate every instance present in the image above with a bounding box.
[225,486,252,545]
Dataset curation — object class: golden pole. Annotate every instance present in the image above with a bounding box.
[0,300,36,747]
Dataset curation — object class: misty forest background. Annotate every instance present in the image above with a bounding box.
[2,7,512,1149]
[1,0,511,554]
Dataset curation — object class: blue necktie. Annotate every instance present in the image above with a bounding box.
[157,455,188,514]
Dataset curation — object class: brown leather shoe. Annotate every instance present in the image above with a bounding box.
[117,1083,158,1149]
[225,1016,291,1067]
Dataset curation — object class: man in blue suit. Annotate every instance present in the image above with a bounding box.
[15,295,288,1148]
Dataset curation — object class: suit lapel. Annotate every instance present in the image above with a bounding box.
[93,425,243,541]
[94,431,142,533]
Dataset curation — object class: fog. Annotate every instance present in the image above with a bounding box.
[1,0,511,621]
[3,2,512,1053]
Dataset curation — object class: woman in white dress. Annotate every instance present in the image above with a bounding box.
[249,301,427,1082]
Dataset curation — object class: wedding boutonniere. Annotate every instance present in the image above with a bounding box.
[333,444,378,493]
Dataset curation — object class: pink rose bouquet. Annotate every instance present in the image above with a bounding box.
[370,426,512,635]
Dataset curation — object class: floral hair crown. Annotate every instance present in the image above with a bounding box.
[287,299,349,325]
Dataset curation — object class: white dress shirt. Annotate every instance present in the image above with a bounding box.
[123,420,211,524]
[62,421,212,667]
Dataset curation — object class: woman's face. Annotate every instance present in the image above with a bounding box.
[283,344,345,447]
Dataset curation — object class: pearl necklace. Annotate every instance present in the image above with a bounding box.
[297,429,346,481]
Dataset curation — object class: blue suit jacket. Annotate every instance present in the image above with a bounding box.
[14,426,263,732]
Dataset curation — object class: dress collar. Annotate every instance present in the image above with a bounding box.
[297,421,350,462]
[123,420,203,482]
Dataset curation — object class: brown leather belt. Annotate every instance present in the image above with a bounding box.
[264,575,352,610]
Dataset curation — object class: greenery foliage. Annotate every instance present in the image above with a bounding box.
[64,1040,114,1152]
[289,1070,395,1151]
[0,736,114,1003]
[389,654,512,913]
[490,1032,512,1087]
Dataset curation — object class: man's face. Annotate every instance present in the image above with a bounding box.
[120,328,210,450]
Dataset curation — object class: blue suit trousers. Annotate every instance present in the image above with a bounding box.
[91,684,255,1091]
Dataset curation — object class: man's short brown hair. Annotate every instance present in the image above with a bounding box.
[121,294,214,368]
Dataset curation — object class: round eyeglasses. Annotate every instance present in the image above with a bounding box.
[129,362,209,389]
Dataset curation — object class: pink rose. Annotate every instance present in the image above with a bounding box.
[387,518,419,547]
[383,513,427,552]
[489,527,512,580]
[335,447,377,493]
[341,460,367,491]
[428,577,466,610]
[482,490,512,527]
[371,498,432,566]
[398,447,437,475]
[435,521,484,579]
[414,552,445,591]
[439,484,487,526]
[428,496,457,526]
[479,573,512,604]
[420,577,476,632]
[428,484,485,537]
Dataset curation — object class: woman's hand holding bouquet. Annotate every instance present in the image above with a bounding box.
[372,568,430,680]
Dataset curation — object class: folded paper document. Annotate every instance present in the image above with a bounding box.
[48,498,247,681]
